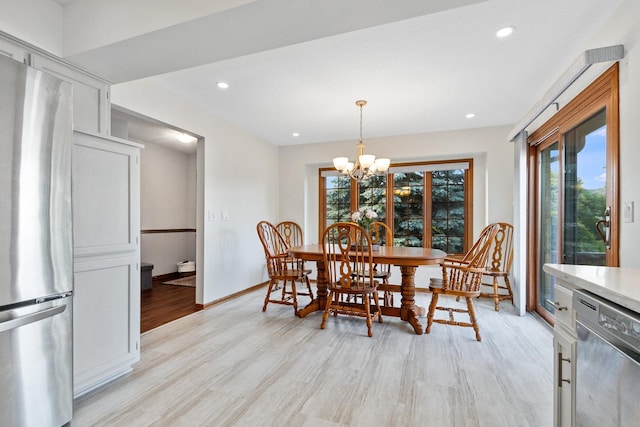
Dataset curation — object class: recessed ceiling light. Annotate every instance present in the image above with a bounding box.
[216,81,229,89]
[292,132,300,137]
[466,113,476,119]
[176,133,196,143]
[496,26,515,38]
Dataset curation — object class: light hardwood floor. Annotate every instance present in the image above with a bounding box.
[73,289,554,426]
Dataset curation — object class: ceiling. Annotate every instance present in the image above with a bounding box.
[59,0,623,151]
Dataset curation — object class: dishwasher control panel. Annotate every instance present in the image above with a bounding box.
[574,289,640,354]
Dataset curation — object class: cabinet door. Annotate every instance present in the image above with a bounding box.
[554,328,576,427]
[73,255,140,397]
[71,131,141,397]
[0,37,27,63]
[73,132,140,257]
[30,54,110,135]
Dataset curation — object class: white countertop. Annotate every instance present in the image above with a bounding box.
[543,264,640,314]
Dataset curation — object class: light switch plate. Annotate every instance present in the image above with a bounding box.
[624,201,634,223]
[221,210,229,221]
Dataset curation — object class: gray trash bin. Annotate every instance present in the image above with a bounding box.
[141,262,154,291]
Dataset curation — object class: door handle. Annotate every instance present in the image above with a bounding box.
[595,206,611,249]
[0,305,66,333]
[557,352,571,387]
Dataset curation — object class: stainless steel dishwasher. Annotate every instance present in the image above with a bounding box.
[573,290,640,426]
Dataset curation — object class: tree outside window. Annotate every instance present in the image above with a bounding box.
[320,159,472,254]
[323,175,352,228]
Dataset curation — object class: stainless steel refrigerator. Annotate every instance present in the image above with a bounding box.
[0,55,74,426]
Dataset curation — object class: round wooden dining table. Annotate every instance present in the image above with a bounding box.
[288,244,446,334]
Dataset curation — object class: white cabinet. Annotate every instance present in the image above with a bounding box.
[31,54,110,136]
[0,33,111,136]
[73,133,139,257]
[0,37,27,62]
[72,131,142,397]
[552,282,576,427]
[73,255,140,396]
[554,325,576,427]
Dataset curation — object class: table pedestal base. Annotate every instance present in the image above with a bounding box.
[298,265,424,335]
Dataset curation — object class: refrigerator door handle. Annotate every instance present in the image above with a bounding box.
[0,304,67,333]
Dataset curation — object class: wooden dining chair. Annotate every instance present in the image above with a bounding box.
[322,222,382,337]
[256,221,314,316]
[425,223,499,341]
[276,221,303,248]
[479,222,514,311]
[368,221,395,306]
[276,220,308,271]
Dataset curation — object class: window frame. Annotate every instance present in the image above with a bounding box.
[319,158,473,254]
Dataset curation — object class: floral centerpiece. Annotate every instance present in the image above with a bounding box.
[351,208,378,230]
[350,208,379,250]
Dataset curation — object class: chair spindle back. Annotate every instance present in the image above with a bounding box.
[322,222,374,292]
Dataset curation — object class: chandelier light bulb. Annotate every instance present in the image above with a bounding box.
[375,158,391,172]
[333,157,349,171]
[359,154,375,169]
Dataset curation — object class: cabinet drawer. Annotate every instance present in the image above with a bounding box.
[554,283,574,331]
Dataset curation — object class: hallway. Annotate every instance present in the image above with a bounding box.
[140,274,197,333]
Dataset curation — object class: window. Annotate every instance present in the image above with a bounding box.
[323,174,352,226]
[320,159,473,254]
[358,175,387,222]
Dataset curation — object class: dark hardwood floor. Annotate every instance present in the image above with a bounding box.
[141,274,197,333]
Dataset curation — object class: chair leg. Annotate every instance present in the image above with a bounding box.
[492,276,500,311]
[321,291,333,330]
[262,279,277,312]
[425,293,439,334]
[466,296,481,342]
[504,276,514,305]
[290,279,298,316]
[305,276,314,301]
[382,278,393,307]
[372,292,383,323]
[364,292,373,337]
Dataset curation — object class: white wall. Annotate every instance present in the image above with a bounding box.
[279,125,514,285]
[0,0,63,56]
[139,143,197,276]
[111,78,279,304]
[588,0,640,268]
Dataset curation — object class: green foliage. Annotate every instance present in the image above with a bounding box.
[324,168,467,253]
[575,185,606,252]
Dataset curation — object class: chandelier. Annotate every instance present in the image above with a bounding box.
[332,100,390,181]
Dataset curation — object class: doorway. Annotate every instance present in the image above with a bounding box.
[111,106,200,332]
[528,64,619,323]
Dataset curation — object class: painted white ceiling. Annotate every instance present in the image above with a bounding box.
[58,0,623,148]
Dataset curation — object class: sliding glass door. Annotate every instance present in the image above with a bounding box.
[562,110,608,266]
[537,141,560,314]
[530,64,619,322]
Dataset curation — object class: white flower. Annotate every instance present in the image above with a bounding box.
[351,208,378,228]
